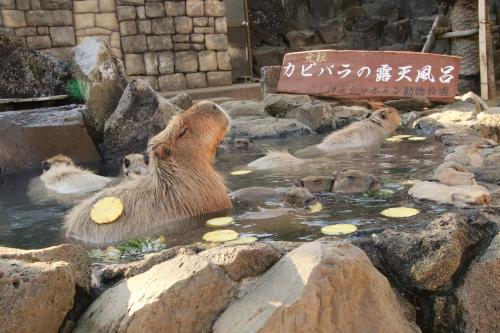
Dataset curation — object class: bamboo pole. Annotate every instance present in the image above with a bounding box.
[485,3,497,99]
[422,15,446,52]
[478,0,490,99]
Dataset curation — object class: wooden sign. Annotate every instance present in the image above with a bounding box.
[276,50,461,102]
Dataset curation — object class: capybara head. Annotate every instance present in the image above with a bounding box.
[284,187,317,207]
[148,101,230,166]
[368,107,400,132]
[122,153,149,177]
[294,176,335,193]
[333,170,381,193]
[42,154,74,172]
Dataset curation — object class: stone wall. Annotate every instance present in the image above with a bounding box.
[0,0,76,60]
[117,0,232,90]
[0,0,232,90]
[74,0,121,58]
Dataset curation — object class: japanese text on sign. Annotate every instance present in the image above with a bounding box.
[276,50,461,102]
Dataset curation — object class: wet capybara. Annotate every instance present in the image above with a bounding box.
[295,170,380,193]
[317,107,400,151]
[122,153,149,177]
[65,101,232,244]
[40,154,111,194]
[247,151,309,170]
[229,186,316,208]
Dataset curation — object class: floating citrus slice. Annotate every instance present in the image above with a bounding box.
[386,137,403,143]
[309,202,323,213]
[380,207,420,218]
[206,216,235,227]
[393,135,413,139]
[231,170,253,176]
[321,224,358,236]
[91,196,124,224]
[407,136,427,141]
[225,236,258,245]
[202,229,239,242]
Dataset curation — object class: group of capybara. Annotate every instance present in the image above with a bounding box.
[38,101,401,245]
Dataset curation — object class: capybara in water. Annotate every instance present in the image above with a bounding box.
[247,151,310,170]
[295,170,380,193]
[317,107,400,151]
[40,154,111,194]
[122,153,149,177]
[229,186,316,208]
[65,101,232,244]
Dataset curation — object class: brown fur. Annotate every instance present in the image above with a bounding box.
[64,101,232,245]
[283,187,316,207]
[122,153,149,177]
[40,154,111,194]
[317,107,400,151]
[295,170,380,193]
[247,150,308,170]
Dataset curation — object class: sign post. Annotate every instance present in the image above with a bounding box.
[276,50,461,102]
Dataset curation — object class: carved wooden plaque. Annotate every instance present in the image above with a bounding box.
[276,50,461,102]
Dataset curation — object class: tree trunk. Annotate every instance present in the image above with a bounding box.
[450,0,480,92]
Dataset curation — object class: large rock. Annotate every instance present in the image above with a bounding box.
[456,231,500,333]
[0,259,75,333]
[0,105,101,175]
[284,102,335,132]
[214,240,420,333]
[476,111,500,142]
[74,38,128,135]
[264,93,312,117]
[0,244,91,333]
[409,180,490,207]
[354,213,495,292]
[230,116,314,139]
[0,35,71,98]
[414,103,477,135]
[103,79,181,162]
[260,66,281,97]
[331,105,371,129]
[0,244,91,293]
[248,0,287,46]
[384,97,431,113]
[220,100,266,118]
[75,254,235,333]
[200,243,281,281]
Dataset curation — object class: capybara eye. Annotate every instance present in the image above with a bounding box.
[380,111,387,119]
[123,158,130,168]
[178,128,188,138]
[143,155,149,165]
[348,176,355,180]
[42,161,50,171]
[212,105,217,110]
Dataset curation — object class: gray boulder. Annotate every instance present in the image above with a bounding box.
[264,93,312,117]
[230,116,313,139]
[0,35,70,98]
[384,97,431,113]
[168,93,193,111]
[220,100,266,118]
[331,105,371,129]
[284,102,335,132]
[0,105,101,175]
[73,38,128,136]
[260,66,281,97]
[103,79,181,162]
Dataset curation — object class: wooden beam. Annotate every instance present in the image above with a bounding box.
[436,25,500,39]
[478,0,490,99]
[485,2,497,99]
[422,15,446,53]
[0,95,68,105]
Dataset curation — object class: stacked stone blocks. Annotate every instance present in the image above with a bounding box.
[0,0,232,90]
[117,0,232,90]
[73,0,122,57]
[0,0,76,59]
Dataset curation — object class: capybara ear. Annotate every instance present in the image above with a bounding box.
[379,110,387,119]
[154,143,173,160]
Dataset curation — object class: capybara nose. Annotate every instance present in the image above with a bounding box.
[369,178,381,190]
[42,161,50,171]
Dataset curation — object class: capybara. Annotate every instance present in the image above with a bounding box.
[40,154,111,194]
[295,170,380,193]
[229,186,316,208]
[122,153,149,177]
[65,101,232,244]
[247,151,310,170]
[317,107,400,151]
